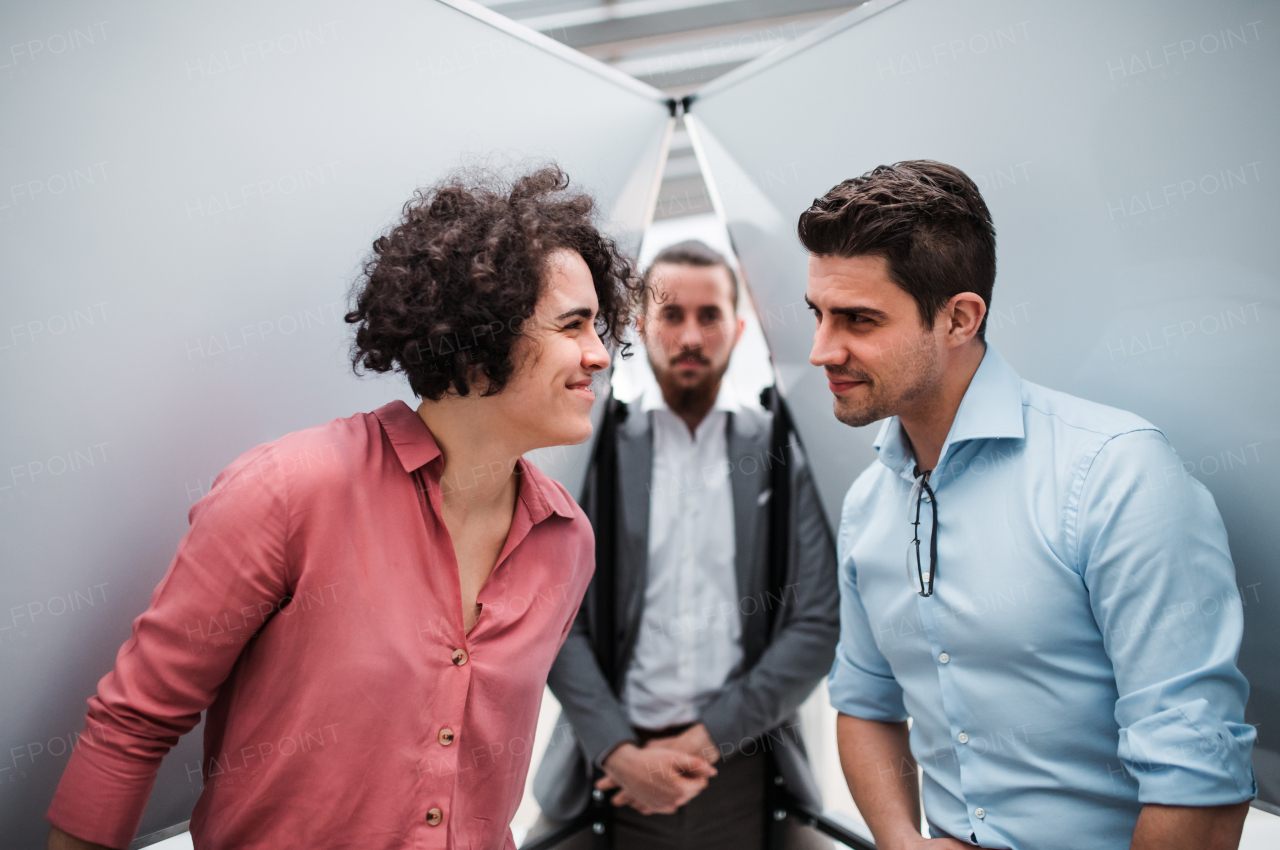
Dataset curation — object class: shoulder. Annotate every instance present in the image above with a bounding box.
[270,410,381,480]
[1018,381,1185,492]
[1020,379,1159,442]
[214,410,384,503]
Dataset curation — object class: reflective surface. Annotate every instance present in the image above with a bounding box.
[690,0,1280,806]
[0,1,668,843]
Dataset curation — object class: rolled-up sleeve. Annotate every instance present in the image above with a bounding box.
[828,490,907,722]
[47,443,291,848]
[1076,429,1256,806]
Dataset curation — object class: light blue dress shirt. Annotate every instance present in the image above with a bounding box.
[828,346,1255,850]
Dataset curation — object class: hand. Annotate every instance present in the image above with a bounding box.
[643,722,722,765]
[47,826,116,850]
[598,742,717,815]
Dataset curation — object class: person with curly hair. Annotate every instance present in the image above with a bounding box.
[46,166,642,850]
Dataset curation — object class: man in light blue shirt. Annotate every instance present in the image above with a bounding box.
[798,161,1255,850]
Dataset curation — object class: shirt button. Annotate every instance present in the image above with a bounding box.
[438,728,454,746]
[957,732,969,744]
[975,807,986,819]
[939,652,950,664]
[426,807,443,826]
[451,648,468,666]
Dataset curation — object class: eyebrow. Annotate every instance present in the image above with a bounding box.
[804,297,887,320]
[556,307,594,321]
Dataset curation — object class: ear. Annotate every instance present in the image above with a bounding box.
[943,292,987,347]
[731,314,746,349]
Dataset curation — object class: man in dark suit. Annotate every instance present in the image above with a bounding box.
[529,241,840,849]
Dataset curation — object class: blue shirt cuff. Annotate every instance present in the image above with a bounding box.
[1119,698,1257,805]
[827,644,908,723]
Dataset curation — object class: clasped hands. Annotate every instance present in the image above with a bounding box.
[596,723,720,815]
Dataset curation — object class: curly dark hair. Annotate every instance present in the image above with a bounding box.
[797,160,996,339]
[345,165,639,399]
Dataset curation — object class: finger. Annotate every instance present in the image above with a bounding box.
[595,776,618,791]
[678,758,717,778]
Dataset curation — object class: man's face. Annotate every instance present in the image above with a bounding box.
[638,262,744,410]
[807,254,944,427]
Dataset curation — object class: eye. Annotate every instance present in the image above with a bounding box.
[563,320,583,331]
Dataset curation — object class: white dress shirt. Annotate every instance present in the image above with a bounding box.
[623,382,744,729]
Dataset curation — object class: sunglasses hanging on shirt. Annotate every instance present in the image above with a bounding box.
[906,466,938,597]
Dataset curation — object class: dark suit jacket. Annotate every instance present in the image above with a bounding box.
[533,403,840,820]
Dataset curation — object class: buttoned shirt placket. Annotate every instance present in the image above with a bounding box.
[889,432,994,843]
[676,431,694,694]
[408,466,466,839]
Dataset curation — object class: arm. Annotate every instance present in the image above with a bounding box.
[45,443,292,848]
[1130,802,1250,850]
[698,452,841,749]
[836,714,970,850]
[1076,431,1256,843]
[47,826,112,850]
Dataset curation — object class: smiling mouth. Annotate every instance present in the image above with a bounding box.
[827,374,867,393]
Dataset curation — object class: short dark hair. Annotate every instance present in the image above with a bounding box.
[640,239,739,314]
[345,165,639,400]
[797,160,996,338]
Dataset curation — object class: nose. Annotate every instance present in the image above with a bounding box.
[809,318,845,369]
[676,315,704,351]
[582,327,610,372]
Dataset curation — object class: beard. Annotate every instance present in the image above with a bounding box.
[670,378,717,412]
[652,347,729,414]
[831,333,940,428]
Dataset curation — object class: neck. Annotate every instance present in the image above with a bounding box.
[416,398,523,511]
[659,378,721,435]
[897,341,986,473]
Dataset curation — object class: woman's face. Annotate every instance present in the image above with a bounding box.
[494,249,610,450]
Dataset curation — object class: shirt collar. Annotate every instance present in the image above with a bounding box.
[515,456,578,522]
[374,400,442,473]
[372,400,575,522]
[874,345,1025,476]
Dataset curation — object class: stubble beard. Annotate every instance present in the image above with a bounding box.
[833,335,939,428]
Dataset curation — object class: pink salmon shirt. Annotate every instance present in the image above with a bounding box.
[47,400,595,850]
